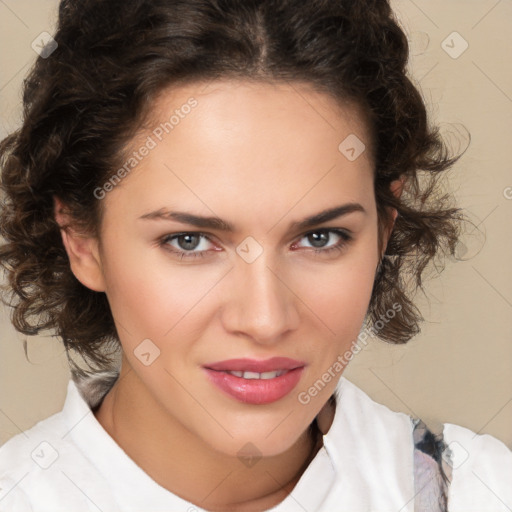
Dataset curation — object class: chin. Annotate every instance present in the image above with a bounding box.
[206,422,308,460]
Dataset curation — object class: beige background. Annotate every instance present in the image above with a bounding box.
[1,1,511,448]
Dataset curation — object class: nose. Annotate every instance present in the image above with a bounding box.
[222,253,300,345]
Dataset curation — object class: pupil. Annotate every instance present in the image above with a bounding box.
[309,232,328,248]
[179,234,200,250]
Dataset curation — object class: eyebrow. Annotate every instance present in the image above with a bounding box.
[138,203,366,232]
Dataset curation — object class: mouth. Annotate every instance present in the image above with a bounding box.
[203,356,305,373]
[202,357,306,405]
[220,369,289,379]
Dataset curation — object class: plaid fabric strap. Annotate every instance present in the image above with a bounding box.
[412,418,453,512]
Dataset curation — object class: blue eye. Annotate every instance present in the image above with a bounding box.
[293,229,352,255]
[158,228,353,260]
[159,233,214,260]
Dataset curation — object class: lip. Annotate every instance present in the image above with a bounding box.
[203,367,304,405]
[202,357,306,405]
[203,357,306,373]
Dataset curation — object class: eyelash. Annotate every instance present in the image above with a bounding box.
[158,229,353,261]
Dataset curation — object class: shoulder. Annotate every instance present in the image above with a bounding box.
[0,404,68,471]
[442,422,512,511]
[332,377,512,511]
[0,408,69,511]
[0,377,116,511]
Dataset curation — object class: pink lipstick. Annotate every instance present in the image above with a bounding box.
[203,357,305,405]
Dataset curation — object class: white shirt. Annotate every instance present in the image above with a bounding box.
[0,376,511,511]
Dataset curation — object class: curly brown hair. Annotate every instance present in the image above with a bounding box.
[0,0,468,377]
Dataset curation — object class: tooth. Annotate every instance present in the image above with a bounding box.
[242,371,261,379]
[224,370,288,379]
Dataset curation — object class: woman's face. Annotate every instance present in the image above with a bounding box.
[87,80,389,457]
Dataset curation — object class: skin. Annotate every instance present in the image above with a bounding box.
[54,79,402,511]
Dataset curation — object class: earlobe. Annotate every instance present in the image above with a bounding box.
[54,196,106,292]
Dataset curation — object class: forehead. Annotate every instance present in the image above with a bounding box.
[106,79,375,228]
[146,79,373,155]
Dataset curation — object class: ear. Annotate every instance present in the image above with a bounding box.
[53,196,106,292]
[389,175,405,200]
[379,176,405,257]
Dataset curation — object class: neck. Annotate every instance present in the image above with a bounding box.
[93,363,328,511]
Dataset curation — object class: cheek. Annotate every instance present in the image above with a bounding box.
[290,242,377,338]
[100,239,220,343]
